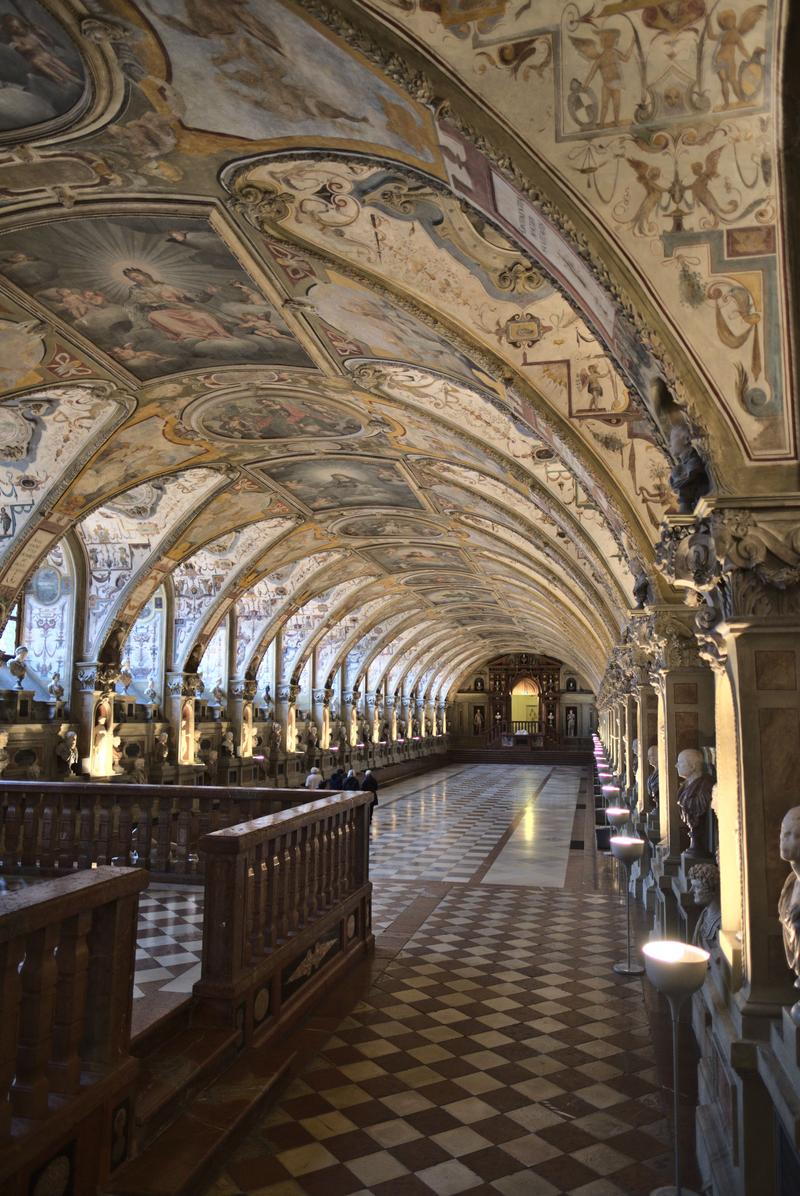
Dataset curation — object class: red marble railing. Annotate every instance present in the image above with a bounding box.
[0,867,145,1148]
[0,782,323,879]
[195,790,373,1045]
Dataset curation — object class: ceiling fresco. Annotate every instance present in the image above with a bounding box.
[0,0,794,696]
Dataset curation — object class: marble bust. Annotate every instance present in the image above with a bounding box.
[778,805,800,1024]
[676,748,715,858]
[646,744,659,812]
[689,861,721,952]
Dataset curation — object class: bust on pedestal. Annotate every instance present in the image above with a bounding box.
[676,748,715,860]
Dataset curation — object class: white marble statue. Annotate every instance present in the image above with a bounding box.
[55,728,78,775]
[48,671,64,703]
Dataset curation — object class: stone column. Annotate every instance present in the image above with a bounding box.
[341,688,359,748]
[165,671,202,767]
[622,692,637,803]
[655,499,800,1196]
[229,678,257,757]
[385,694,396,744]
[73,662,120,776]
[312,687,329,748]
[275,683,297,753]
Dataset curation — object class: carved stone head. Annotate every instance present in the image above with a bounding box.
[780,806,800,864]
[677,747,705,780]
[647,745,658,767]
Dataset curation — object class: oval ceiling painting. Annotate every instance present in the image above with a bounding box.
[193,392,362,442]
[0,1,86,134]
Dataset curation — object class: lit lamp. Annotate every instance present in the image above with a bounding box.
[609,836,645,976]
[600,784,620,807]
[642,941,709,1196]
[605,806,630,831]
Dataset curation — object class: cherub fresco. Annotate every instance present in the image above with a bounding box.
[709,6,766,109]
[570,27,635,127]
[1,216,313,380]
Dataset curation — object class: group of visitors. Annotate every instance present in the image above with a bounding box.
[304,765,380,820]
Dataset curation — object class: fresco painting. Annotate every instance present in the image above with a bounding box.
[0,0,85,134]
[259,456,425,512]
[142,0,437,163]
[367,544,470,572]
[0,216,313,380]
[192,391,361,441]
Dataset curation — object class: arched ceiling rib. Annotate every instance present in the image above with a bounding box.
[0,0,793,699]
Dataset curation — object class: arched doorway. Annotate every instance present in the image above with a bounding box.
[511,677,540,732]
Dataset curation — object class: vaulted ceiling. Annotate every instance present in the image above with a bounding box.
[0,0,794,695]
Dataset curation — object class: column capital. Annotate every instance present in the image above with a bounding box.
[165,671,203,698]
[229,678,257,701]
[74,661,120,695]
[656,497,800,670]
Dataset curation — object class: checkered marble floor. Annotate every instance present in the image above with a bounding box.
[192,763,700,1196]
[370,765,555,884]
[134,885,206,999]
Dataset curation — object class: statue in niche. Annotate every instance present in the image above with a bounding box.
[566,709,577,736]
[412,716,420,738]
[646,744,659,811]
[8,644,28,689]
[144,677,159,705]
[357,713,370,745]
[221,729,235,757]
[55,728,78,775]
[0,729,10,777]
[286,704,297,753]
[689,861,721,953]
[371,706,381,743]
[779,805,800,1024]
[154,729,170,762]
[380,720,390,743]
[349,706,358,746]
[676,748,716,858]
[179,700,194,765]
[212,679,226,707]
[240,705,254,757]
[668,422,710,514]
[630,738,640,805]
[92,706,114,776]
[111,727,125,775]
[48,671,64,704]
[26,761,41,780]
[269,719,282,761]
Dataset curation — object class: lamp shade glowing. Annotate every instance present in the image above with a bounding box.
[605,806,630,830]
[642,940,709,997]
[609,835,645,866]
[601,785,620,797]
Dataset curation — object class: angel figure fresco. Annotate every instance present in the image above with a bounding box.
[570,27,635,127]
[686,147,738,227]
[0,14,83,90]
[624,159,669,235]
[708,6,766,109]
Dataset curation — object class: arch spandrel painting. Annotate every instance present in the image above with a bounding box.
[0,1,86,136]
[0,215,313,380]
[138,0,439,166]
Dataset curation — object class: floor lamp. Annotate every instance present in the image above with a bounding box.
[609,836,645,976]
[642,941,709,1196]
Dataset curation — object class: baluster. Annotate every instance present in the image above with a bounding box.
[12,922,59,1118]
[96,796,112,866]
[155,795,172,873]
[0,936,24,1140]
[175,794,192,874]
[266,847,280,949]
[330,813,341,902]
[322,817,333,908]
[306,822,318,923]
[196,794,212,846]
[296,825,309,930]
[39,792,57,870]
[244,862,255,966]
[136,795,153,868]
[56,791,77,872]
[21,792,40,868]
[77,794,95,870]
[288,830,301,934]
[2,789,21,870]
[279,835,292,941]
[82,891,140,1070]
[48,910,92,1095]
[117,796,133,865]
[250,847,268,959]
[342,809,353,895]
[257,845,270,954]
